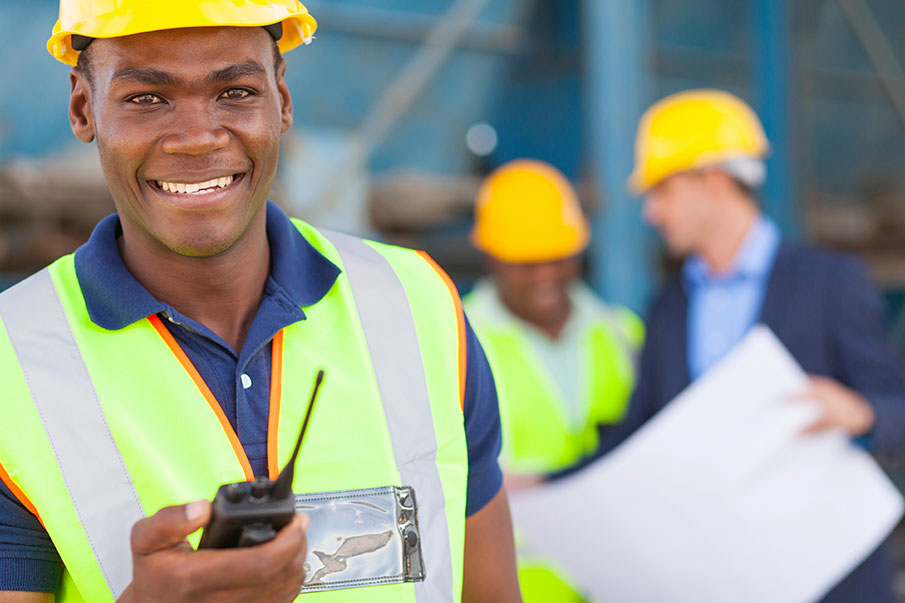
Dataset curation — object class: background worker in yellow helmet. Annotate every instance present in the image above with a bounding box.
[0,1,522,602]
[589,89,905,602]
[464,159,643,602]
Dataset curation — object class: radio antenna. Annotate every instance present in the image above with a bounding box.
[271,369,324,499]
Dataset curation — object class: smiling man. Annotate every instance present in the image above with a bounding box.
[0,2,520,602]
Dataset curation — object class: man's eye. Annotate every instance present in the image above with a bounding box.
[221,88,252,100]
[128,94,163,105]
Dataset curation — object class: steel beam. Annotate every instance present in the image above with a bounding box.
[583,0,653,313]
[753,0,801,238]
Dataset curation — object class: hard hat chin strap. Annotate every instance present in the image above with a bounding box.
[263,22,284,42]
[70,22,283,54]
[71,35,91,51]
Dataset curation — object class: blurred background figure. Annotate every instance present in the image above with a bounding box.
[604,88,905,603]
[465,159,643,602]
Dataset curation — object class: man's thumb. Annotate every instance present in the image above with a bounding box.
[130,499,210,555]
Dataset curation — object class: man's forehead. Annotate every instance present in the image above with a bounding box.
[90,26,275,73]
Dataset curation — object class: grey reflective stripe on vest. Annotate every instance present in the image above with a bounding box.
[0,268,145,600]
[322,230,455,602]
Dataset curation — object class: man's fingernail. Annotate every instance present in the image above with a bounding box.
[186,500,208,522]
[299,513,310,533]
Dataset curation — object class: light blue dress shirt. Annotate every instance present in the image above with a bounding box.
[683,216,781,379]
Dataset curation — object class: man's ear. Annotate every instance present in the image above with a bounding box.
[276,59,293,133]
[704,169,740,199]
[69,68,96,143]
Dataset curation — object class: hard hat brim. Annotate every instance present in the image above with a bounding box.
[470,223,591,264]
[48,9,317,66]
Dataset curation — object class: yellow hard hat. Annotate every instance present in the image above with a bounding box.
[471,159,590,263]
[48,0,318,66]
[628,89,769,194]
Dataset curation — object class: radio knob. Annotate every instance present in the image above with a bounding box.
[225,483,245,503]
[250,478,270,500]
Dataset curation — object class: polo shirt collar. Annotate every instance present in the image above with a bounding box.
[74,201,341,330]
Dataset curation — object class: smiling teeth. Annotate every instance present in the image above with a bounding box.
[157,175,233,194]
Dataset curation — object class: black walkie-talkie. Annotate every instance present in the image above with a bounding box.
[198,369,324,549]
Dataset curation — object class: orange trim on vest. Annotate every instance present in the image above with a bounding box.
[0,460,43,527]
[267,330,284,480]
[417,251,466,411]
[147,314,254,481]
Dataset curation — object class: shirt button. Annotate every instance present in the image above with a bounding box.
[241,374,252,390]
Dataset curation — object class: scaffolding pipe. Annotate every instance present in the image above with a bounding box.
[353,0,495,166]
[315,0,499,223]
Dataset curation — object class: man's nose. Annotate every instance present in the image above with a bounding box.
[161,105,229,155]
[525,260,563,282]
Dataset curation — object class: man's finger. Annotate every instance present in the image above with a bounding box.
[786,390,818,403]
[131,500,211,555]
[787,375,836,401]
[187,513,309,589]
[801,420,825,435]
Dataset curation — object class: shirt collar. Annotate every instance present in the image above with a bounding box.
[74,201,341,330]
[682,216,780,287]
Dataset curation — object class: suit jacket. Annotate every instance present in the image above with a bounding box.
[605,244,905,603]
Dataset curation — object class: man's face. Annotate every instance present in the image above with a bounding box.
[69,26,292,257]
[490,256,581,326]
[641,171,714,256]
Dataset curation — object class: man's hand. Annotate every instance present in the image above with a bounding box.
[118,500,308,603]
[797,375,876,437]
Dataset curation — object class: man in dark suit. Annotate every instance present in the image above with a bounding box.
[611,89,905,602]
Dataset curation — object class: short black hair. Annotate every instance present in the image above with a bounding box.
[75,35,283,90]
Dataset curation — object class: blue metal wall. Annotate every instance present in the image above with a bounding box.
[489,1,584,178]
[0,1,73,160]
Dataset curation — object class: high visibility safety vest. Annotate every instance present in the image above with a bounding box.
[466,281,641,603]
[464,281,643,475]
[0,221,468,603]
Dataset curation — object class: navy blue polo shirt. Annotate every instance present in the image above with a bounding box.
[0,201,503,593]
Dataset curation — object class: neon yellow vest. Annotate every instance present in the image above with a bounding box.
[464,282,642,475]
[466,281,641,602]
[0,221,468,602]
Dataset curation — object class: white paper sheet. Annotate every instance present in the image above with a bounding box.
[509,326,904,603]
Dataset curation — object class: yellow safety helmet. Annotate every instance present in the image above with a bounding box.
[628,89,769,194]
[471,159,590,264]
[48,0,317,66]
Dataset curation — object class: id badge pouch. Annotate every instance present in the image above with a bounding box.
[296,485,425,592]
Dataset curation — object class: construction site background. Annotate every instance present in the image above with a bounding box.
[5,0,905,597]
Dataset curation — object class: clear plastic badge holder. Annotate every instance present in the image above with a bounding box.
[296,485,425,592]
